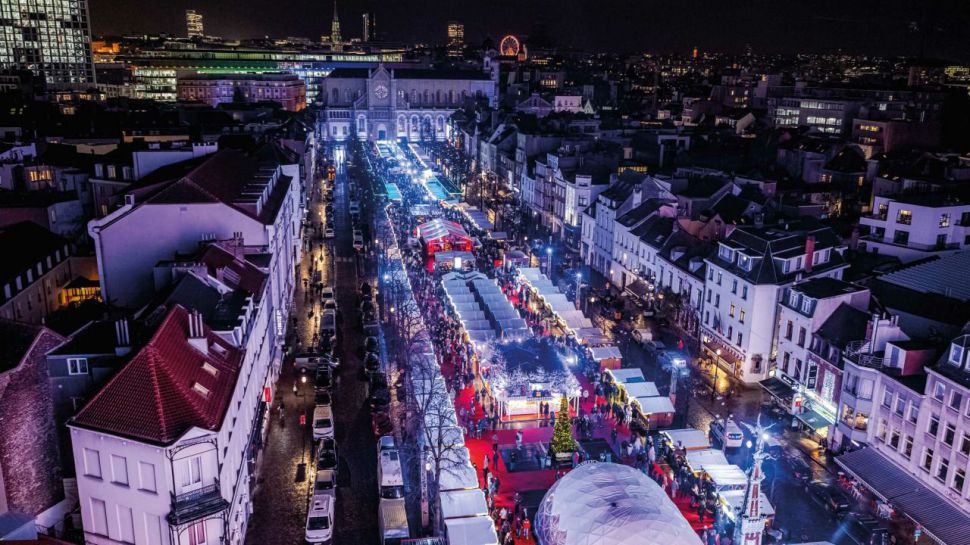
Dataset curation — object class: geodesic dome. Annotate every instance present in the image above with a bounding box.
[534,462,703,545]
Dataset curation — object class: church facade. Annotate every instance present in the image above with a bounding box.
[316,65,496,142]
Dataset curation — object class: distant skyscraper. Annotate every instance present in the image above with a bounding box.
[447,21,465,58]
[330,1,342,50]
[186,10,204,38]
[0,0,95,87]
[362,13,375,42]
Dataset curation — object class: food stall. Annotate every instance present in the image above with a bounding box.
[444,515,499,545]
[685,448,730,474]
[440,489,489,521]
[630,390,676,427]
[417,219,473,256]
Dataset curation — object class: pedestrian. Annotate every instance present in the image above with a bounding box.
[483,454,489,472]
[493,450,500,470]
[492,432,499,453]
[522,517,532,540]
[611,427,618,446]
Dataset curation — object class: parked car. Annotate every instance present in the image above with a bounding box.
[377,435,396,454]
[805,480,852,515]
[316,438,338,471]
[371,411,393,436]
[368,388,391,411]
[312,406,335,440]
[305,494,334,545]
[320,309,337,337]
[839,512,890,545]
[324,228,335,239]
[294,353,325,372]
[364,352,381,372]
[315,366,334,391]
[709,417,744,449]
[313,469,337,499]
[314,391,332,409]
[778,454,812,483]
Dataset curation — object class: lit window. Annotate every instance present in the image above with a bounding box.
[68,358,88,375]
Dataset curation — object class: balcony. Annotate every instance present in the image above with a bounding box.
[167,483,229,525]
[844,340,888,369]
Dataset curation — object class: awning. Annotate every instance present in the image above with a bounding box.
[661,428,711,451]
[759,377,794,402]
[589,345,623,362]
[795,409,833,431]
[440,489,489,520]
[625,279,650,299]
[634,395,675,415]
[607,368,645,384]
[837,448,970,545]
[624,382,659,399]
[686,448,729,472]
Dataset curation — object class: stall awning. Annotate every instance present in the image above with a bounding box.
[608,368,645,384]
[589,345,623,362]
[759,377,795,402]
[624,382,659,398]
[661,428,711,451]
[634,395,676,415]
[440,489,489,520]
[702,464,748,488]
[438,463,480,492]
[444,515,499,545]
[686,448,729,472]
[837,448,970,545]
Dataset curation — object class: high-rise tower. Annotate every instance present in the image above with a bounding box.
[0,0,95,86]
[186,10,204,38]
[362,13,376,42]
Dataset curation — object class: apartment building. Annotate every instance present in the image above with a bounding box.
[859,194,970,262]
[701,221,848,383]
[0,222,78,323]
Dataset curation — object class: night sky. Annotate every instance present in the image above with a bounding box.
[91,0,970,60]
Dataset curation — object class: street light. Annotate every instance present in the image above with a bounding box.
[711,348,722,401]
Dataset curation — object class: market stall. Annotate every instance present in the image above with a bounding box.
[661,428,711,452]
[440,489,489,520]
[588,345,623,371]
[444,515,499,545]
[631,394,676,427]
[685,448,730,473]
[417,219,473,256]
[488,342,581,420]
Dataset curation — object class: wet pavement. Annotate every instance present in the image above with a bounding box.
[246,144,380,545]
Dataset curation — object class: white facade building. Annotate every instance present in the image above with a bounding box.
[860,194,970,263]
[701,222,848,383]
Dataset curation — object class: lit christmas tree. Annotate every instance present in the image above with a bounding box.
[550,396,576,455]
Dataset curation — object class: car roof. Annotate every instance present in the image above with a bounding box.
[316,469,335,480]
[313,406,333,418]
[309,495,333,513]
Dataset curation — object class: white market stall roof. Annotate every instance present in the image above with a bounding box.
[624,382,659,398]
[444,515,499,545]
[589,345,623,362]
[440,489,489,520]
[661,428,711,451]
[608,368,645,384]
[702,464,749,488]
[438,463,480,491]
[634,395,676,415]
[720,489,775,518]
[685,448,729,472]
[576,327,612,346]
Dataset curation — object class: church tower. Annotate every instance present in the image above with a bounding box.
[331,1,342,50]
[735,419,769,545]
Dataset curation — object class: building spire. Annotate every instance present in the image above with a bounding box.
[330,0,342,49]
[735,416,771,545]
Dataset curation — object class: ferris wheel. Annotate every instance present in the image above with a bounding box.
[499,35,521,57]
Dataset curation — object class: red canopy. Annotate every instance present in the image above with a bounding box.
[416,219,473,255]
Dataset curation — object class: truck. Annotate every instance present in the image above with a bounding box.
[378,498,409,545]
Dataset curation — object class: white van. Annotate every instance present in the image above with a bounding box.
[305,494,334,545]
[379,497,409,545]
[378,449,405,499]
[313,406,335,440]
[709,417,744,449]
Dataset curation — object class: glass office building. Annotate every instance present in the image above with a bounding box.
[0,0,95,86]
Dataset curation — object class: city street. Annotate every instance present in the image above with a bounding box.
[246,144,380,544]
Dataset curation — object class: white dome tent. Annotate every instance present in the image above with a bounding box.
[534,462,703,545]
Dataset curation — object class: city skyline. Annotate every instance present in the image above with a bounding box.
[89,0,970,59]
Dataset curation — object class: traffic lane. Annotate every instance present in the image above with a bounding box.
[329,149,380,545]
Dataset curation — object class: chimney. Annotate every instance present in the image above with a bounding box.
[114,319,131,356]
[804,235,815,273]
[187,310,208,354]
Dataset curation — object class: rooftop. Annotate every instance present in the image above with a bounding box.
[0,222,69,287]
[71,305,243,445]
[792,277,866,299]
[815,303,870,349]
[877,252,970,302]
[0,319,43,373]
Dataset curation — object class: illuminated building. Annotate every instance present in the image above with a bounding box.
[120,47,409,103]
[318,65,496,142]
[447,21,465,58]
[177,72,307,111]
[186,10,204,38]
[330,1,342,51]
[0,0,95,86]
[362,13,376,42]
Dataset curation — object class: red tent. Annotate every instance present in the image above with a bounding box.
[416,218,473,255]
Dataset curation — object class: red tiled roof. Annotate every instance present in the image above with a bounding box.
[72,305,243,445]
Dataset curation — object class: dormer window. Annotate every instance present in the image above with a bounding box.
[950,343,965,367]
[801,297,813,314]
[738,254,751,271]
[789,291,799,308]
[202,362,219,376]
[717,245,735,263]
[192,382,210,397]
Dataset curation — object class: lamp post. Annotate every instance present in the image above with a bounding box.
[546,247,554,279]
[575,272,583,308]
[711,348,722,401]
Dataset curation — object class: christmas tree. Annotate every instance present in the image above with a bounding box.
[550,396,576,455]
